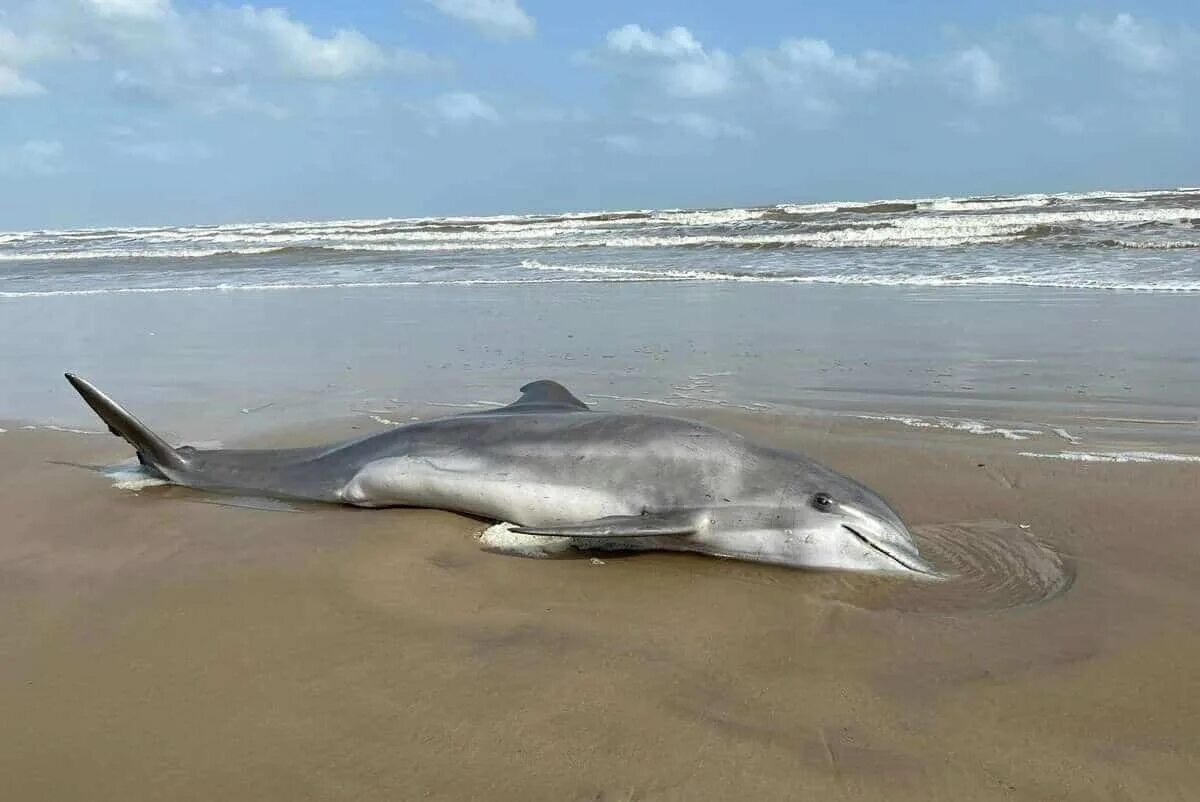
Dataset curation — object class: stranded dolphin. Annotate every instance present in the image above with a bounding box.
[65,373,936,577]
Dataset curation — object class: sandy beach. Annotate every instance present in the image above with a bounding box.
[5,0,1198,795]
[3,187,1198,800]
[3,408,1197,800]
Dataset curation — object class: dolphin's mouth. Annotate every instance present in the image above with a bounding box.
[842,524,936,576]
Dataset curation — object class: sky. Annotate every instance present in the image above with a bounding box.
[1,0,1197,229]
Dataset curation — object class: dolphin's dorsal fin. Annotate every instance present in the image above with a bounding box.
[497,380,590,413]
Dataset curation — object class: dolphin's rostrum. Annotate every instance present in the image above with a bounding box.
[65,373,936,577]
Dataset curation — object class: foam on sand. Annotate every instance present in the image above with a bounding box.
[1020,450,1200,464]
[478,522,572,558]
[103,461,170,491]
[853,414,1042,440]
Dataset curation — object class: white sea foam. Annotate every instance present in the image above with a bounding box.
[4,189,1198,300]
[854,414,1042,440]
[0,276,682,298]
[586,393,681,407]
[0,246,284,261]
[104,462,171,490]
[1050,427,1082,445]
[1101,240,1200,250]
[424,401,496,409]
[20,423,104,434]
[520,260,1200,292]
[4,202,1196,260]
[1020,451,1200,464]
[478,522,571,558]
[6,267,1200,298]
[653,208,760,226]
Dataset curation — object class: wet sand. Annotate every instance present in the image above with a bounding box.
[2,412,1198,800]
[4,282,1199,444]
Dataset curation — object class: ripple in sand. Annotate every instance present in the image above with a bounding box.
[824,521,1074,614]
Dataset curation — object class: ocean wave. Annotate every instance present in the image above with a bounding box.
[518,260,1200,292]
[5,201,1198,260]
[0,246,290,261]
[5,257,1199,296]
[1097,239,1200,249]
[0,275,734,298]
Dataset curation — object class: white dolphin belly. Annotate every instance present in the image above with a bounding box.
[339,455,643,525]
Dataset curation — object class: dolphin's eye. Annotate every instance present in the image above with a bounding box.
[812,493,834,512]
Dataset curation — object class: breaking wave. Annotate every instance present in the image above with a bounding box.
[3,186,1198,296]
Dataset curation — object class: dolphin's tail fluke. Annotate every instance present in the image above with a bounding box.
[64,373,189,473]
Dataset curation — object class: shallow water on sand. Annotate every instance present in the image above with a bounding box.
[821,522,1075,614]
[2,282,1198,457]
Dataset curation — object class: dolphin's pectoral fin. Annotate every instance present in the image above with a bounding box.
[511,511,697,538]
[487,380,590,414]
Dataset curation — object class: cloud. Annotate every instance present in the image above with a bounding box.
[0,64,44,97]
[237,7,424,79]
[606,24,703,58]
[427,0,534,41]
[0,2,439,112]
[600,133,641,153]
[943,46,1006,104]
[0,23,70,98]
[433,91,499,122]
[111,138,213,163]
[589,25,903,122]
[745,38,905,125]
[84,0,170,20]
[645,112,751,140]
[597,25,734,97]
[0,139,63,173]
[1076,13,1173,73]
[749,38,906,90]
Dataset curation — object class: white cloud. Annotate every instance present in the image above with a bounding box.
[606,25,703,58]
[112,138,212,162]
[0,2,439,112]
[428,0,534,41]
[0,139,63,173]
[84,0,170,20]
[236,7,411,79]
[943,46,1006,104]
[646,112,751,140]
[0,64,44,97]
[591,26,904,119]
[598,24,734,98]
[745,37,905,125]
[0,24,71,98]
[750,38,906,90]
[600,133,641,153]
[1077,13,1173,73]
[0,25,70,65]
[433,91,499,122]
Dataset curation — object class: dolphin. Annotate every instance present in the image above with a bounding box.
[65,373,936,577]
